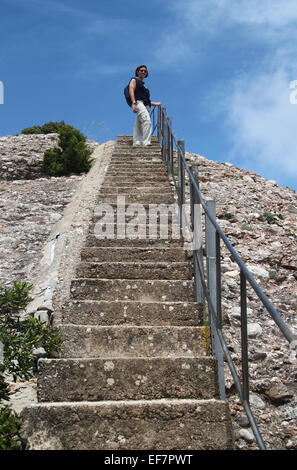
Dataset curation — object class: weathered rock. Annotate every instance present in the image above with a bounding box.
[265,384,294,405]
[239,429,255,442]
[247,323,263,338]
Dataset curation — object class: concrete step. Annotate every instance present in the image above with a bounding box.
[58,325,210,358]
[90,212,179,223]
[97,188,175,204]
[97,194,176,205]
[103,176,168,184]
[105,173,166,180]
[109,159,163,165]
[102,180,170,187]
[93,200,177,210]
[113,152,162,158]
[114,146,161,152]
[111,150,161,156]
[76,262,192,280]
[115,141,160,147]
[107,161,164,167]
[84,234,183,247]
[115,141,161,147]
[61,300,203,326]
[115,143,161,149]
[92,212,178,225]
[91,211,179,225]
[110,156,162,163]
[80,246,188,262]
[89,225,182,243]
[20,399,233,450]
[108,161,164,167]
[117,135,160,142]
[108,158,163,164]
[37,357,218,402]
[70,278,194,301]
[98,186,173,194]
[105,170,167,177]
[92,213,179,224]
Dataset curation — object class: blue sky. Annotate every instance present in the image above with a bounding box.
[1,0,297,191]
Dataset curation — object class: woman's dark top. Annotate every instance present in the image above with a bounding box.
[131,77,151,107]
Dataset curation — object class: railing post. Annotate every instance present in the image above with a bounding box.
[165,118,169,166]
[205,200,225,400]
[167,118,173,176]
[240,271,249,403]
[151,106,155,136]
[157,106,162,142]
[190,165,205,306]
[162,108,167,164]
[177,140,185,232]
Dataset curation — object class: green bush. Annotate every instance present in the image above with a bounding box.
[258,211,276,223]
[21,120,93,177]
[21,125,42,135]
[218,212,235,221]
[21,121,66,135]
[0,406,21,450]
[0,281,62,449]
[42,124,93,177]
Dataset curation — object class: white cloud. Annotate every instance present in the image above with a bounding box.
[83,18,132,37]
[224,69,297,182]
[163,0,297,187]
[158,0,297,64]
[73,62,131,80]
[171,0,297,31]
[153,30,197,67]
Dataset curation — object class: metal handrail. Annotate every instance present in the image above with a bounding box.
[150,106,158,136]
[151,105,297,450]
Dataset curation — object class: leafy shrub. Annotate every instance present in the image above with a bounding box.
[258,211,276,223]
[21,120,93,177]
[42,124,93,177]
[240,224,255,232]
[21,121,66,135]
[0,406,21,450]
[218,212,235,220]
[288,205,297,214]
[0,281,62,449]
[21,125,43,135]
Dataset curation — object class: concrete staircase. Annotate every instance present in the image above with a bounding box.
[20,136,233,450]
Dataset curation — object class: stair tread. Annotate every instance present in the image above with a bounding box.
[37,356,218,401]
[23,398,224,406]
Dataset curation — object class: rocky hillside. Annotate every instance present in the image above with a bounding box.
[0,133,98,287]
[0,133,60,180]
[0,134,296,450]
[184,152,297,450]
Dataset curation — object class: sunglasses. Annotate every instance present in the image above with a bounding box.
[139,69,148,73]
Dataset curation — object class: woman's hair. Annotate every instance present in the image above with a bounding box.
[135,65,149,77]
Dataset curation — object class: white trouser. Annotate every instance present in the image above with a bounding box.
[133,100,152,146]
